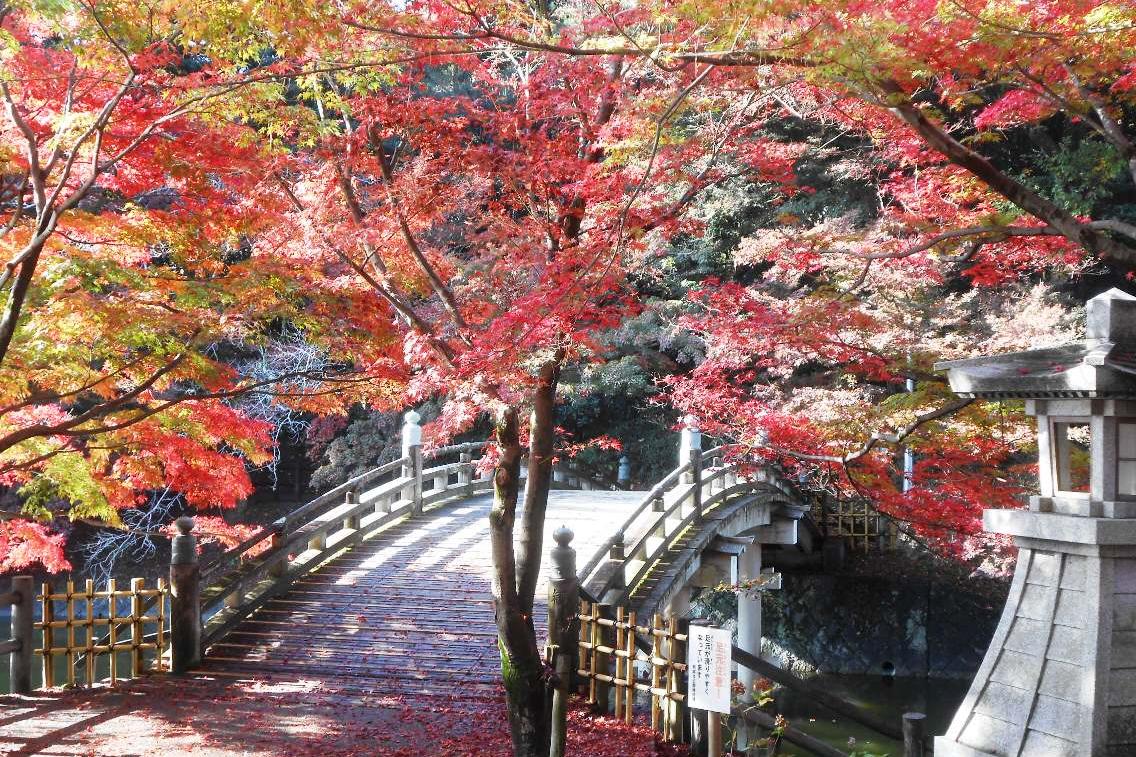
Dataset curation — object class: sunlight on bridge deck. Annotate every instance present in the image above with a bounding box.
[199,490,644,699]
[0,490,645,756]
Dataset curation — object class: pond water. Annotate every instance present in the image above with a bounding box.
[768,674,970,755]
[0,606,163,692]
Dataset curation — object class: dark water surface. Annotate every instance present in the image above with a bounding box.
[770,674,969,755]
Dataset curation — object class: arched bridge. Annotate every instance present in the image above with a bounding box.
[0,415,813,755]
[192,415,806,705]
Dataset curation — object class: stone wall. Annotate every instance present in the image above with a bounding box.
[759,572,1006,678]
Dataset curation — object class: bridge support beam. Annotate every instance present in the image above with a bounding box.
[736,542,762,696]
[735,543,762,752]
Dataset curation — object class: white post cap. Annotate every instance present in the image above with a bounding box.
[680,414,701,460]
[401,410,422,454]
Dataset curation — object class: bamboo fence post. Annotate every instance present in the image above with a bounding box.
[84,579,95,687]
[65,580,76,686]
[108,578,118,684]
[624,611,637,723]
[594,602,614,714]
[581,600,590,691]
[667,616,689,743]
[10,575,34,694]
[41,582,54,688]
[156,578,167,672]
[614,606,626,721]
[588,602,601,706]
[650,613,662,735]
[130,578,144,677]
[170,517,201,674]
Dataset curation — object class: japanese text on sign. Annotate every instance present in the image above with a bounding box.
[686,624,731,714]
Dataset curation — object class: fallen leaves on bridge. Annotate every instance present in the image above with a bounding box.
[0,675,690,756]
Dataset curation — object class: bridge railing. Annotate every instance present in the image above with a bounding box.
[195,415,496,648]
[579,419,800,603]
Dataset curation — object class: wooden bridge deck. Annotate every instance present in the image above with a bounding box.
[0,490,644,756]
[202,490,642,703]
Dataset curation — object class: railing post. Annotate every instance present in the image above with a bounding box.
[680,415,703,520]
[680,414,701,479]
[268,531,286,578]
[690,447,703,522]
[402,410,423,515]
[459,449,473,494]
[169,516,201,674]
[10,575,33,694]
[548,526,578,757]
[344,488,359,531]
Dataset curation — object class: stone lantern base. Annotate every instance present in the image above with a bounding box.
[935,509,1136,757]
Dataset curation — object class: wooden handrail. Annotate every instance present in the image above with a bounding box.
[577,463,690,585]
[192,430,614,652]
[585,445,806,598]
[203,473,416,603]
[201,455,412,581]
[197,441,499,644]
[426,441,488,458]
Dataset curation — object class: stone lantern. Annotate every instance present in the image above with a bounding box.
[935,288,1136,757]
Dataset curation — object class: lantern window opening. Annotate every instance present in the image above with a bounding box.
[1118,420,1136,498]
[1051,419,1091,496]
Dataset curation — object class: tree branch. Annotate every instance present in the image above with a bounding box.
[771,398,975,465]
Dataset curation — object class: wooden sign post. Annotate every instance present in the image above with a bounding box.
[687,621,731,756]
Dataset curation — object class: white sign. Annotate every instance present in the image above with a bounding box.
[687,624,732,714]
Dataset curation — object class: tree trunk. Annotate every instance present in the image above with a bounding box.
[0,222,46,368]
[490,407,550,757]
[515,355,563,617]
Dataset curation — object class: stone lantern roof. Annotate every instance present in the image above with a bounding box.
[936,288,1136,399]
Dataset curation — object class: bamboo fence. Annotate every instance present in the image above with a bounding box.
[39,577,168,687]
[576,600,687,737]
